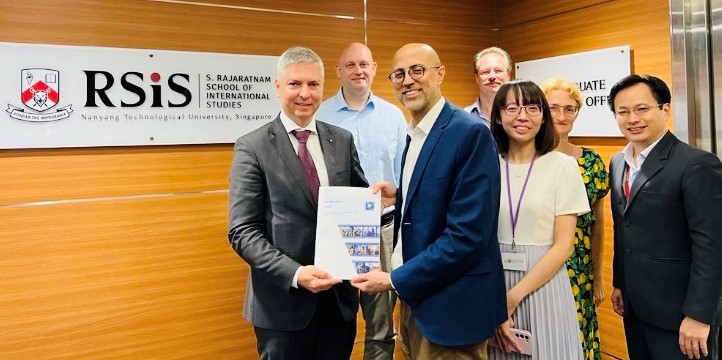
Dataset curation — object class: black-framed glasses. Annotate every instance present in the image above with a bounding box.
[614,104,665,118]
[388,64,441,84]
[502,104,543,116]
[549,105,579,117]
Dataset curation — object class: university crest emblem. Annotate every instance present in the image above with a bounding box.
[6,68,72,122]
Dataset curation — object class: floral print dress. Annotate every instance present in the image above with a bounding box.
[566,148,609,360]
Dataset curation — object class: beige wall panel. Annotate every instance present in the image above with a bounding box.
[368,0,496,28]
[367,21,496,113]
[0,0,363,54]
[0,193,257,359]
[497,0,611,27]
[180,0,364,18]
[498,0,671,85]
[0,0,365,97]
[0,145,233,205]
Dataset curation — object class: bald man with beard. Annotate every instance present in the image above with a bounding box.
[352,43,506,360]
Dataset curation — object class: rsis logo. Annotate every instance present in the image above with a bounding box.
[83,70,192,108]
[6,68,73,122]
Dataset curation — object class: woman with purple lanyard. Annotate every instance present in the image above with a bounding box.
[488,79,590,359]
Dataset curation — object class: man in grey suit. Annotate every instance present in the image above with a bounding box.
[228,46,368,360]
[608,75,722,360]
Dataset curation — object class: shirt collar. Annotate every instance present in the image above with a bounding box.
[279,111,318,135]
[409,97,445,136]
[332,88,375,112]
[469,98,482,114]
[623,131,667,168]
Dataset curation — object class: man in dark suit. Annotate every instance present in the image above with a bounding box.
[608,75,722,360]
[228,46,368,360]
[352,43,506,359]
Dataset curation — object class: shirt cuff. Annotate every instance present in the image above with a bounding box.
[291,266,302,289]
[389,272,401,298]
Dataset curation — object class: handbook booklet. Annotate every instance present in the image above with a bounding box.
[314,186,381,279]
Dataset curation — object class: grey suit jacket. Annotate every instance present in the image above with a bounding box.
[611,131,722,331]
[228,116,368,331]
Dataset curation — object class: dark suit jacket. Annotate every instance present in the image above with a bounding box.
[390,101,507,346]
[228,116,368,331]
[611,131,722,331]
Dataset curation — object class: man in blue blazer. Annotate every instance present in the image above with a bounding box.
[609,75,722,360]
[352,43,506,359]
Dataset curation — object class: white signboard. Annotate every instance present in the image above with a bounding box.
[515,45,630,137]
[1,42,279,148]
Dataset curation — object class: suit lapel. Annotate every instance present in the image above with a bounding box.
[269,117,317,208]
[404,102,452,212]
[625,131,675,213]
[398,135,411,205]
[317,122,338,185]
[611,153,626,206]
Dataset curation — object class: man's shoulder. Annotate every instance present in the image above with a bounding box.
[445,102,487,129]
[371,94,400,109]
[672,140,722,168]
[317,120,353,139]
[370,95,405,119]
[315,98,338,118]
[462,102,476,113]
[236,119,275,144]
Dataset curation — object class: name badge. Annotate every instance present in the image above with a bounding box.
[501,252,527,271]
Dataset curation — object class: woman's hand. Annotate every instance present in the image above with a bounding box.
[494,319,524,353]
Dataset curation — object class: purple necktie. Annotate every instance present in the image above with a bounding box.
[292,130,320,201]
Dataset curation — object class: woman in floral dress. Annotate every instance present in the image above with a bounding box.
[541,77,610,360]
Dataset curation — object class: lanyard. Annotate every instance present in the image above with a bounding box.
[506,153,536,248]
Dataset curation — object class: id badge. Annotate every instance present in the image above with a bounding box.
[501,252,527,271]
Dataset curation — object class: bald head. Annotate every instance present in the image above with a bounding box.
[340,42,373,63]
[392,43,441,69]
[390,43,445,122]
[336,42,377,99]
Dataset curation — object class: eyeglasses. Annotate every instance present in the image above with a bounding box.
[549,105,578,117]
[502,104,543,116]
[388,65,441,84]
[614,104,665,118]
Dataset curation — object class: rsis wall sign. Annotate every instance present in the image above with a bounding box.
[1,42,279,149]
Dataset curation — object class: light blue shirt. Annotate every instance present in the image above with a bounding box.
[463,98,491,127]
[316,88,407,185]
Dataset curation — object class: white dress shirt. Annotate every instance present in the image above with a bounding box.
[391,97,446,270]
[622,131,666,187]
[279,112,329,288]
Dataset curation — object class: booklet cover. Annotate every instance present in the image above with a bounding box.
[314,186,381,279]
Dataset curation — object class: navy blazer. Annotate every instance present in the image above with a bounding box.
[611,131,722,331]
[228,116,368,331]
[390,101,507,346]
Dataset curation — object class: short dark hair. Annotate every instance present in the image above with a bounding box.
[607,75,671,112]
[490,79,559,155]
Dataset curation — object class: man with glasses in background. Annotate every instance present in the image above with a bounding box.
[608,74,722,360]
[465,47,513,127]
[351,43,506,359]
[316,42,407,360]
